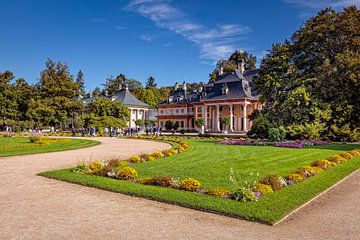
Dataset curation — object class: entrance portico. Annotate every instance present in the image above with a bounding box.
[201,100,253,133]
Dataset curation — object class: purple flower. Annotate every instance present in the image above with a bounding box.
[274,142,305,148]
[253,191,261,198]
[197,189,207,194]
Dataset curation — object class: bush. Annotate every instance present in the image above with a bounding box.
[253,184,273,195]
[233,186,258,202]
[71,163,89,173]
[177,147,186,153]
[98,166,114,176]
[180,129,186,135]
[118,161,128,167]
[268,128,285,141]
[117,167,138,180]
[89,161,104,173]
[180,178,201,191]
[140,178,155,185]
[327,155,347,164]
[152,151,163,158]
[129,155,141,163]
[349,150,360,157]
[108,159,120,167]
[151,176,179,188]
[146,156,156,161]
[339,152,353,160]
[29,135,42,143]
[207,187,230,196]
[296,166,322,178]
[312,159,336,170]
[259,174,282,191]
[286,173,304,183]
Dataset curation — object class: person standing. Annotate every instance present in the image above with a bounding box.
[104,127,109,137]
[71,127,76,137]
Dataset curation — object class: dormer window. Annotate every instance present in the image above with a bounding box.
[221,83,229,95]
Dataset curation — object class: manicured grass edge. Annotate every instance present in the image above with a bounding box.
[38,156,360,225]
[0,138,100,157]
[273,167,360,225]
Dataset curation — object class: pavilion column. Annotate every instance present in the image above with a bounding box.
[216,104,220,132]
[204,105,208,130]
[229,104,234,132]
[243,103,248,132]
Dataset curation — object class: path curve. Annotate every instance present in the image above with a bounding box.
[1,137,359,240]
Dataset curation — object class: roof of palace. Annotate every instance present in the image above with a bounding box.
[158,68,259,107]
[81,88,149,108]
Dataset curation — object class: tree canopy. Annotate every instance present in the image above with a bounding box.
[250,6,360,140]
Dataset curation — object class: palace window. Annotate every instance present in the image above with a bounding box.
[197,106,202,112]
[176,109,179,113]
[181,121,184,128]
[181,109,184,113]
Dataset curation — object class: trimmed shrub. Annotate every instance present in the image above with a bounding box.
[146,156,156,161]
[152,151,163,158]
[140,178,155,185]
[29,134,42,143]
[286,173,304,183]
[339,152,353,160]
[180,178,201,191]
[349,150,360,157]
[89,161,104,172]
[327,155,347,164]
[152,176,176,188]
[259,174,282,191]
[118,160,128,167]
[233,186,258,202]
[129,155,141,163]
[207,187,230,196]
[297,166,322,178]
[254,184,273,195]
[312,159,336,170]
[117,167,138,180]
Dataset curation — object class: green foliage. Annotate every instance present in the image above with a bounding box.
[173,121,179,130]
[268,128,285,141]
[194,118,204,127]
[259,174,282,191]
[165,120,174,131]
[233,186,257,202]
[251,7,360,140]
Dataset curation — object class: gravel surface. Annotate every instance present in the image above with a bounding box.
[0,137,359,240]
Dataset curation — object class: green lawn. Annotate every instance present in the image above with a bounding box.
[39,139,360,224]
[0,137,99,156]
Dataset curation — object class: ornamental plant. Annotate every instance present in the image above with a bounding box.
[327,155,347,164]
[117,167,138,180]
[129,155,141,163]
[207,187,230,196]
[253,184,273,195]
[296,166,322,178]
[146,156,156,161]
[259,174,282,191]
[339,152,353,160]
[286,173,303,183]
[349,150,360,157]
[312,159,336,170]
[89,161,104,172]
[152,151,163,158]
[118,160,128,167]
[180,178,201,191]
[233,186,258,202]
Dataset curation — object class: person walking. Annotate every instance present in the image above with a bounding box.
[71,126,76,137]
[104,127,109,137]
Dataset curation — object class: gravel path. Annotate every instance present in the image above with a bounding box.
[1,137,359,240]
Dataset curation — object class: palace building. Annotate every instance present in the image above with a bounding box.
[81,85,151,128]
[156,62,261,133]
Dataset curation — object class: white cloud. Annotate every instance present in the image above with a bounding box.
[163,42,173,47]
[126,0,250,61]
[140,34,155,42]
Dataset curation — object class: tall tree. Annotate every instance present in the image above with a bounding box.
[209,50,257,82]
[125,78,143,91]
[76,70,86,96]
[251,6,360,140]
[104,74,126,95]
[0,71,18,120]
[27,59,83,127]
[146,76,157,89]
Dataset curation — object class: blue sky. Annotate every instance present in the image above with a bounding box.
[0,0,359,91]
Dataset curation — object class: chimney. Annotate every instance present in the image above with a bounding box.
[182,81,187,91]
[174,82,179,90]
[238,60,245,74]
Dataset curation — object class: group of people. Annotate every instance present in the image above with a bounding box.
[71,126,163,137]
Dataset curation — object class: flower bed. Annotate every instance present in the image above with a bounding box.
[217,139,330,149]
[71,146,360,203]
